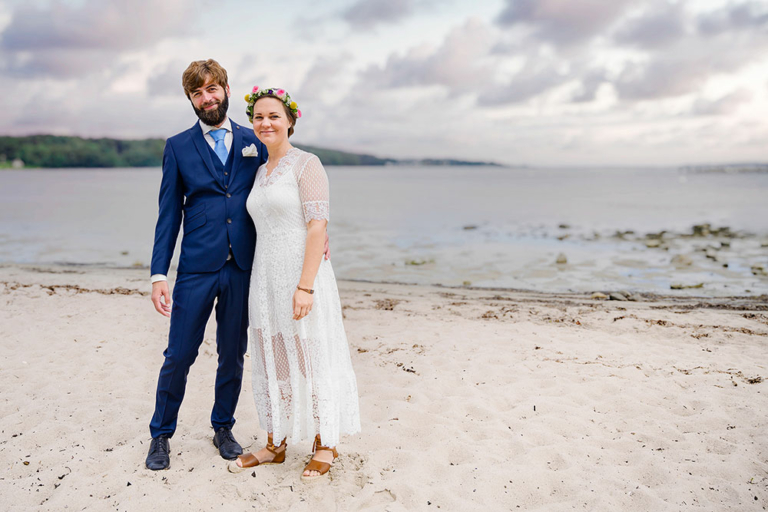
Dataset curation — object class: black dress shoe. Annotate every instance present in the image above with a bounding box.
[213,427,243,460]
[146,435,170,470]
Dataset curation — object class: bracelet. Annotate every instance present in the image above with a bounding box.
[297,285,314,294]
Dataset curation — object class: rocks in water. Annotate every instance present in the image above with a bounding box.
[591,292,608,300]
[671,283,704,290]
[752,264,767,276]
[705,249,718,260]
[690,224,736,238]
[463,225,478,230]
[556,253,568,264]
[608,224,748,248]
[557,234,570,241]
[710,226,734,238]
[405,259,434,266]
[559,223,570,229]
[692,224,711,237]
[671,254,693,267]
[644,239,663,248]
[761,241,768,248]
[609,292,628,301]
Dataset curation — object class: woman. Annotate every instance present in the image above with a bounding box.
[229,87,361,481]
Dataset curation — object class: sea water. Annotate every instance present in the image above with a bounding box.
[1,166,766,295]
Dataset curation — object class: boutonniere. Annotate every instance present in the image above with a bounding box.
[242,144,259,157]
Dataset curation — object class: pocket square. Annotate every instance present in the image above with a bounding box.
[242,144,259,157]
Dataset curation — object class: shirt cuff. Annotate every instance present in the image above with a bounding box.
[150,274,167,284]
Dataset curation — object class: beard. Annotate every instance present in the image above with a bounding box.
[193,94,229,126]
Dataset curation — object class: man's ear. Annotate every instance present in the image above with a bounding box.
[225,84,231,97]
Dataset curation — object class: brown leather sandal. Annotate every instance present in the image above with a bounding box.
[300,434,338,483]
[228,434,286,473]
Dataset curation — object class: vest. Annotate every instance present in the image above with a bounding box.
[206,141,235,185]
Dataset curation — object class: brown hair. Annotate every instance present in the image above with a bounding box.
[254,95,298,138]
[182,59,228,99]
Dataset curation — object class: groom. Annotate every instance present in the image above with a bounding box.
[145,59,268,470]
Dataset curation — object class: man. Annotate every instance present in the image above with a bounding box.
[145,59,268,470]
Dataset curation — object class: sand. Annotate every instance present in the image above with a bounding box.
[0,264,766,511]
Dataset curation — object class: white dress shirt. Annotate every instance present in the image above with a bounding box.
[200,117,233,152]
[150,117,233,285]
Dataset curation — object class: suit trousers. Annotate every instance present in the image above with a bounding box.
[149,258,250,438]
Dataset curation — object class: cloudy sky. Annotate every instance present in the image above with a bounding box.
[1,0,767,166]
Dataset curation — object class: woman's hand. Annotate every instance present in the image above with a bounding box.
[293,288,314,320]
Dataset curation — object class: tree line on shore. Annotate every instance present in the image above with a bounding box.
[0,135,497,168]
[0,136,165,168]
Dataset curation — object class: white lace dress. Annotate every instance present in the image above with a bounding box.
[245,147,360,447]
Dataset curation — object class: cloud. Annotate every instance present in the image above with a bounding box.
[691,88,753,116]
[613,54,711,101]
[0,0,198,77]
[611,2,768,101]
[342,0,415,29]
[357,18,494,93]
[297,54,353,101]
[1,70,194,139]
[146,61,188,97]
[496,0,639,46]
[613,1,687,49]
[347,1,768,110]
[0,48,116,79]
[570,69,609,103]
[477,65,572,105]
[697,1,768,36]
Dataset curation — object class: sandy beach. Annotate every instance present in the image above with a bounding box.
[1,263,767,511]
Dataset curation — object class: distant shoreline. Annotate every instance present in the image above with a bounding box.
[679,163,768,174]
[0,135,502,168]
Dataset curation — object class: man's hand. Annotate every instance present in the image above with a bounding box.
[152,281,172,317]
[324,231,331,260]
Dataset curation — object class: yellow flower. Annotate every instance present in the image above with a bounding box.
[289,101,297,110]
[244,94,251,102]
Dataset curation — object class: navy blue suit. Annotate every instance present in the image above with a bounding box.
[149,119,268,438]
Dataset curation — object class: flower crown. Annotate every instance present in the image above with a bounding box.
[244,86,302,123]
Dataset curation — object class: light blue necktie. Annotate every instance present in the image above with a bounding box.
[209,128,228,165]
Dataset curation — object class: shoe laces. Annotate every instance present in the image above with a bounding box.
[152,436,169,455]
[217,428,236,444]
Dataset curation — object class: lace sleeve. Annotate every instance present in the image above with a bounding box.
[297,154,330,223]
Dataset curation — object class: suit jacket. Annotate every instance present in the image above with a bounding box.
[150,119,268,275]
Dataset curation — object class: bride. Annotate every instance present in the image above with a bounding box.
[229,87,361,481]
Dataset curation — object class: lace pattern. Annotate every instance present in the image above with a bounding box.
[302,201,330,222]
[258,147,302,188]
[245,148,360,447]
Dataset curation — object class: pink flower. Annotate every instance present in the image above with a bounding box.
[252,86,260,93]
[277,89,286,96]
[296,110,302,119]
